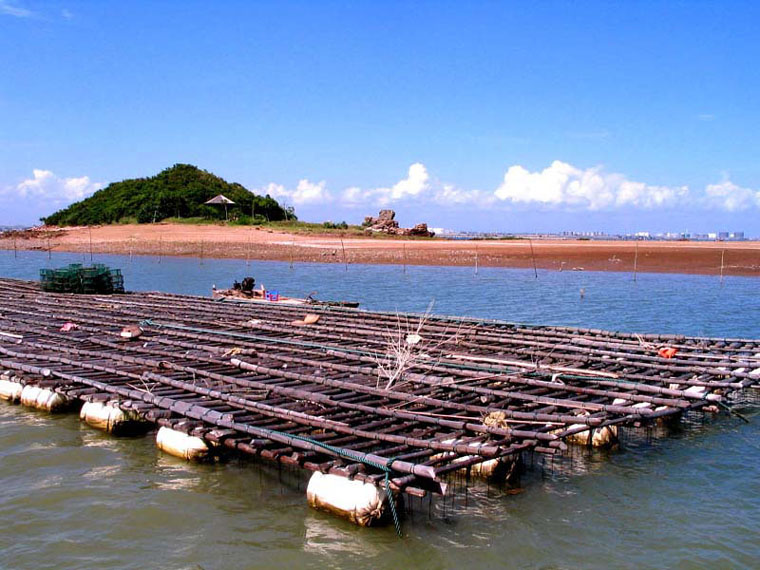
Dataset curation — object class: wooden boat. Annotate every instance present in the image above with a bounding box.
[212,283,359,308]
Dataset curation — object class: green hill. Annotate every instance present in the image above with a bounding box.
[42,164,293,225]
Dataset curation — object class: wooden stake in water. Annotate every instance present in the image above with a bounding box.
[290,240,294,269]
[13,236,17,259]
[403,243,407,274]
[720,249,725,286]
[158,235,163,264]
[47,236,51,260]
[129,236,134,262]
[246,231,251,267]
[633,240,639,282]
[528,239,538,279]
[88,226,93,263]
[340,238,348,271]
[200,239,204,265]
[475,245,479,276]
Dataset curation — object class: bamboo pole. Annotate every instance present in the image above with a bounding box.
[88,226,93,263]
[633,240,639,282]
[12,236,16,259]
[403,243,407,274]
[158,235,163,264]
[47,236,51,261]
[474,245,479,276]
[246,231,251,267]
[200,239,204,265]
[720,249,725,286]
[528,239,538,278]
[290,240,294,269]
[340,238,348,271]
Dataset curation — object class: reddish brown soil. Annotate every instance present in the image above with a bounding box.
[2,224,758,277]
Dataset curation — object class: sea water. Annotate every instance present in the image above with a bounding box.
[0,250,758,569]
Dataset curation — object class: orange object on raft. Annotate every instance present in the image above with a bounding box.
[658,347,679,359]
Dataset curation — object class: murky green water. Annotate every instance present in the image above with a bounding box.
[1,251,758,569]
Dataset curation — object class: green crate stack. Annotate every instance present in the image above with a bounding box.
[39,263,125,294]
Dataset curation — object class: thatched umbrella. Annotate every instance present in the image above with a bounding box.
[204,194,235,221]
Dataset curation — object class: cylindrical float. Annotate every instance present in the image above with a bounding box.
[80,401,150,435]
[19,385,73,412]
[0,378,23,403]
[564,425,619,447]
[306,471,395,527]
[155,426,210,461]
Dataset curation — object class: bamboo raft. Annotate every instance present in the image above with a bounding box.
[0,277,758,515]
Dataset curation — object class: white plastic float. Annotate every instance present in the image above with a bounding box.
[0,378,23,403]
[19,384,72,412]
[155,426,211,461]
[80,401,149,435]
[306,471,393,527]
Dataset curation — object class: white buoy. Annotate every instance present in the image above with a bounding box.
[563,425,619,447]
[19,385,72,412]
[155,426,210,461]
[80,401,149,435]
[306,472,392,527]
[0,378,23,403]
[427,437,520,483]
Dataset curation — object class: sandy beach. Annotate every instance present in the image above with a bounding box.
[2,224,758,277]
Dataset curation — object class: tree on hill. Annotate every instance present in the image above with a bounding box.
[41,164,293,225]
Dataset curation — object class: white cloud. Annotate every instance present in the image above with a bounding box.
[339,163,431,206]
[703,180,760,212]
[260,179,331,205]
[10,169,103,202]
[0,1,33,17]
[256,160,760,214]
[433,183,489,206]
[386,162,430,201]
[494,160,688,210]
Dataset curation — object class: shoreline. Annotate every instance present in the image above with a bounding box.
[1,223,758,277]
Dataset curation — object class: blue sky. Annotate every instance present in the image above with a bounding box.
[1,1,759,235]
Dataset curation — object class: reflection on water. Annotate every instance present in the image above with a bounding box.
[0,250,759,568]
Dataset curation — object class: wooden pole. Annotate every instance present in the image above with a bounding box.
[47,236,51,261]
[403,243,407,274]
[633,240,639,282]
[290,240,294,269]
[475,245,479,276]
[129,236,134,263]
[200,239,204,265]
[13,236,16,259]
[340,238,348,271]
[528,239,538,279]
[246,231,251,267]
[88,226,93,263]
[720,249,725,286]
[158,235,162,264]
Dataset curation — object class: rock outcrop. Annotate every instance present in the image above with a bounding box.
[363,210,434,237]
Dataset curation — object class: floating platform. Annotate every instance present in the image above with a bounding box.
[0,278,757,528]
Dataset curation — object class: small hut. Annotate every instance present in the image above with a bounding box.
[204,194,235,221]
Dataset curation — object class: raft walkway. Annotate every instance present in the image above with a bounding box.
[0,277,758,501]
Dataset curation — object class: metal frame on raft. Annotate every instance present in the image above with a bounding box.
[0,277,758,532]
